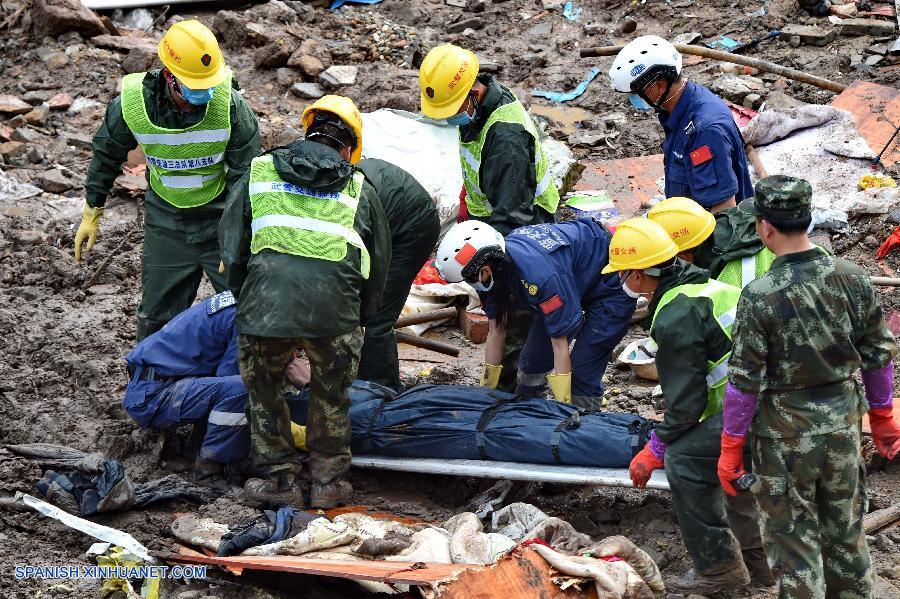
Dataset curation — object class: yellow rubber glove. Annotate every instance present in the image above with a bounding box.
[74,205,103,261]
[218,260,225,273]
[480,363,502,389]
[547,372,572,404]
[290,422,308,452]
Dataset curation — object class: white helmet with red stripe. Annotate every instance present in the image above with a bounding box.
[435,220,505,283]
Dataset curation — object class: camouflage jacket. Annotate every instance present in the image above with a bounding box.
[728,247,897,438]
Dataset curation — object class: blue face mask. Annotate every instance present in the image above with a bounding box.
[446,94,478,128]
[628,93,653,112]
[177,80,216,105]
[472,274,494,293]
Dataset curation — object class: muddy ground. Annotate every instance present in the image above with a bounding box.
[1,0,899,597]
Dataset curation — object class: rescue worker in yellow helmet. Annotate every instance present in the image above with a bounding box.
[218,95,390,509]
[78,20,260,339]
[604,218,771,594]
[646,197,716,262]
[418,44,560,235]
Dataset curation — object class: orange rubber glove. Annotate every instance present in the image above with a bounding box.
[629,445,664,488]
[869,407,900,460]
[876,225,900,259]
[717,432,747,497]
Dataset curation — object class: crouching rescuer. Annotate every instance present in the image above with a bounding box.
[603,218,771,594]
[219,95,390,508]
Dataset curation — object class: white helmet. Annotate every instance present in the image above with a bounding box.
[609,35,682,93]
[435,221,505,283]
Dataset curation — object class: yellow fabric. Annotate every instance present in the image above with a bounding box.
[480,363,502,389]
[602,218,678,274]
[301,95,363,163]
[647,196,716,252]
[97,546,160,599]
[418,44,480,119]
[74,205,103,261]
[157,19,226,88]
[546,372,572,404]
[291,422,308,452]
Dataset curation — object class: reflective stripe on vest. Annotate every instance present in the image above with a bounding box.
[208,410,248,426]
[717,247,777,289]
[120,70,232,208]
[248,155,370,278]
[650,279,742,420]
[459,96,560,218]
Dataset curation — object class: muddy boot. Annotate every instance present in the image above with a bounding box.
[243,470,306,508]
[666,560,751,595]
[310,480,353,509]
[745,555,776,587]
[194,458,229,492]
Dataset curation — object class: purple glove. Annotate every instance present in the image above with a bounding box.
[647,430,668,462]
[862,362,894,410]
[722,382,759,438]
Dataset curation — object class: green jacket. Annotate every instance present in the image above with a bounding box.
[219,140,391,338]
[459,74,554,235]
[692,205,764,278]
[356,158,439,246]
[647,260,733,444]
[86,69,260,241]
[729,247,898,438]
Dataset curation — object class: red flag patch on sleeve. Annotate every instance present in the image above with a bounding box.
[690,145,713,166]
[454,242,477,265]
[540,295,564,315]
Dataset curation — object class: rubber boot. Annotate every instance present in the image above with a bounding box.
[666,559,751,595]
[745,555,776,587]
[194,458,229,492]
[310,480,353,509]
[243,469,306,508]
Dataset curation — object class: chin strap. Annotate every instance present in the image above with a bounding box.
[644,79,685,114]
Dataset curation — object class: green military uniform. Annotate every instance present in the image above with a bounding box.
[86,69,260,339]
[647,260,767,575]
[459,74,558,236]
[219,140,390,485]
[355,159,439,390]
[729,177,898,598]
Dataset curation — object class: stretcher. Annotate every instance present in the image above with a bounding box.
[351,455,670,491]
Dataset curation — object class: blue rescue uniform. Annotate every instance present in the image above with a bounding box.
[660,82,753,208]
[124,292,249,463]
[481,218,636,408]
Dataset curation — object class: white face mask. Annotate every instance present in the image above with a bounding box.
[620,271,644,299]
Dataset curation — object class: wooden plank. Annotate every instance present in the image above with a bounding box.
[574,154,664,222]
[830,81,900,166]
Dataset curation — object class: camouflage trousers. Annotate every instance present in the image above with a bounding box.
[238,329,363,485]
[752,425,872,599]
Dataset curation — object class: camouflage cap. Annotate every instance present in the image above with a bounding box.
[740,175,812,222]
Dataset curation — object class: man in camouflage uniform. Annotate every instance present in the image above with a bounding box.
[718,176,900,598]
[219,96,390,508]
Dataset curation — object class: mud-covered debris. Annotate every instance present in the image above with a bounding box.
[31,0,106,39]
[122,46,158,74]
[0,141,26,160]
[289,53,326,78]
[24,105,49,127]
[254,39,296,69]
[91,34,157,53]
[62,131,93,149]
[320,65,358,88]
[47,93,74,111]
[66,97,102,114]
[291,82,326,99]
[778,24,837,46]
[447,16,485,33]
[445,0,467,6]
[36,169,73,193]
[11,127,42,144]
[619,16,637,34]
[0,96,32,115]
[710,74,766,104]
[840,18,896,37]
[28,146,46,165]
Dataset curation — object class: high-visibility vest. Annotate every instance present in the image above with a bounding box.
[717,247,777,290]
[120,71,232,208]
[248,155,370,278]
[649,279,741,421]
[459,97,560,218]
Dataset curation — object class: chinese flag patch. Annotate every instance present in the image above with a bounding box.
[454,242,477,265]
[690,145,713,166]
[540,295,564,315]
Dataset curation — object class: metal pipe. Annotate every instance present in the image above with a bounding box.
[871,277,900,286]
[396,332,460,357]
[394,307,459,329]
[579,44,848,93]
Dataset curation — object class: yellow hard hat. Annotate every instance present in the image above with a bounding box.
[158,20,226,89]
[647,196,716,252]
[602,218,679,274]
[419,44,479,119]
[301,95,364,164]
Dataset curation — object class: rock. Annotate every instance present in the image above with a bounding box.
[275,67,295,87]
[0,141,26,159]
[254,39,295,69]
[62,130,93,149]
[24,105,50,126]
[887,207,900,224]
[298,38,331,69]
[840,18,896,37]
[67,97,102,114]
[868,43,889,56]
[23,90,53,105]
[446,17,485,33]
[583,22,605,36]
[47,93,74,111]
[513,53,548,69]
[467,0,487,12]
[0,95,32,115]
[290,82,325,99]
[31,0,105,39]
[28,146,46,164]
[445,0,467,6]
[620,17,637,34]
[863,235,879,248]
[91,34,157,53]
[763,90,804,109]
[788,35,802,48]
[865,54,884,66]
[568,131,606,146]
[319,65,358,88]
[122,46,158,74]
[710,74,765,103]
[479,58,501,74]
[743,93,763,109]
[541,0,565,8]
[213,11,274,48]
[12,127,42,144]
[882,565,900,580]
[288,52,325,77]
[527,21,553,37]
[46,52,70,70]
[778,24,837,46]
[36,169,73,193]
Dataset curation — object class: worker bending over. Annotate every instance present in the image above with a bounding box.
[419,44,560,234]
[355,158,439,390]
[719,176,900,598]
[436,218,635,409]
[79,20,260,339]
[220,95,390,509]
[610,36,752,213]
[604,219,770,594]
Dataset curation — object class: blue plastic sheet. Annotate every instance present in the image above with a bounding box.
[532,67,601,103]
[563,1,582,20]
[331,0,383,8]
[709,37,740,51]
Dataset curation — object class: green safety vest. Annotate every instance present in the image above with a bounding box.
[649,279,741,421]
[459,98,560,218]
[120,70,232,208]
[248,155,370,278]
[717,247,777,290]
